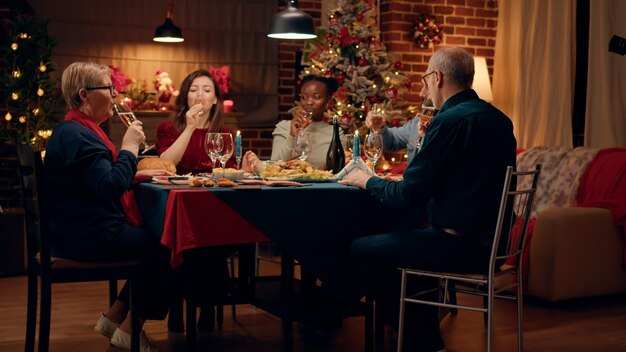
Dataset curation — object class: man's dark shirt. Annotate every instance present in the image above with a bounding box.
[366,89,517,247]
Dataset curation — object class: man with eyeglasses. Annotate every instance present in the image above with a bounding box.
[340,47,516,351]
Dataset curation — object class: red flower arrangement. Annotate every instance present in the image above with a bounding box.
[413,14,444,49]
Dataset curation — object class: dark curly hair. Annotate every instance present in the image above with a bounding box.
[300,75,339,95]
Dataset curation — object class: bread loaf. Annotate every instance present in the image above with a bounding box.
[137,157,177,173]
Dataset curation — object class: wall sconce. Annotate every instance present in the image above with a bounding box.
[268,0,316,40]
[473,56,493,102]
[153,0,184,43]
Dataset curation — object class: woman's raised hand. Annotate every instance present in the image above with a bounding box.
[290,108,312,137]
[121,120,146,155]
[365,110,386,132]
[416,112,434,137]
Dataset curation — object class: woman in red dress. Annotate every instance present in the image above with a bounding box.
[156,69,236,174]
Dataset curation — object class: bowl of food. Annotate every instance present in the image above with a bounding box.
[212,167,245,181]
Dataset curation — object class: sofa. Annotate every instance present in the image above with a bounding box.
[514,146,626,302]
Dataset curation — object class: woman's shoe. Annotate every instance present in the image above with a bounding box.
[110,328,159,352]
[94,313,117,338]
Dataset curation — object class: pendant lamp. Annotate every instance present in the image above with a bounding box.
[153,0,184,43]
[268,0,316,40]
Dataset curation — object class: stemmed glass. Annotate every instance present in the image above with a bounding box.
[205,132,222,171]
[112,100,155,154]
[363,132,383,170]
[416,99,435,151]
[216,133,234,169]
[293,129,312,161]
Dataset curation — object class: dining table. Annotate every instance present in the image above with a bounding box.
[133,180,418,350]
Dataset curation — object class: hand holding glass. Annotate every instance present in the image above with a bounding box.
[416,99,435,151]
[113,101,155,154]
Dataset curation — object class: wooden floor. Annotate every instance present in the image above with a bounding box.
[2,265,626,352]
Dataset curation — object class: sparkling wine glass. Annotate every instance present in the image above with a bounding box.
[205,132,222,172]
[216,133,234,169]
[363,132,383,170]
[293,129,312,161]
[416,99,435,151]
[113,101,155,154]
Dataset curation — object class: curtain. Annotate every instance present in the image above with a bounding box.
[585,0,626,148]
[29,0,278,127]
[492,0,575,149]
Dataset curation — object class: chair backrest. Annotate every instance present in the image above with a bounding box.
[489,165,542,277]
[18,145,51,272]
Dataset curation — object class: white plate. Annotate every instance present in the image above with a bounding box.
[151,176,210,185]
[265,176,337,183]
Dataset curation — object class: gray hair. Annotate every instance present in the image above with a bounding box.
[429,47,475,88]
[61,62,111,110]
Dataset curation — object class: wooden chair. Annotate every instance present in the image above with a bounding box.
[396,165,541,352]
[19,147,142,352]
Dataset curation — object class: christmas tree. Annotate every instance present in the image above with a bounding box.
[0,13,60,148]
[300,0,415,131]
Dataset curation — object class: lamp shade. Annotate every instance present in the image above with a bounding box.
[472,56,493,102]
[267,1,316,40]
[153,18,184,43]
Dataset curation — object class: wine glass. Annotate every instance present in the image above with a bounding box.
[293,129,312,161]
[363,132,383,170]
[216,133,234,169]
[205,132,222,172]
[416,99,435,151]
[112,101,155,154]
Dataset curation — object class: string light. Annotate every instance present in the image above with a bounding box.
[32,108,40,116]
[39,63,47,72]
[5,112,12,121]
[18,32,29,39]
[12,70,21,78]
[37,88,44,96]
[11,43,18,50]
[11,92,19,100]
[19,116,26,123]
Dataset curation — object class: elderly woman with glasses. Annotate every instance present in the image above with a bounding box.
[44,62,175,352]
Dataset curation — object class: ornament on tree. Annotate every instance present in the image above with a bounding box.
[299,0,413,132]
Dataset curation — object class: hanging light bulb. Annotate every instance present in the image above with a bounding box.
[11,92,19,100]
[153,0,184,43]
[5,112,12,121]
[11,43,18,50]
[267,0,316,40]
[37,88,44,96]
[39,62,47,72]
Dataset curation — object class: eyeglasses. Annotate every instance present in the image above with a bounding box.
[85,85,116,97]
[421,71,437,90]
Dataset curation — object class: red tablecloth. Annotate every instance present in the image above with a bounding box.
[161,190,268,267]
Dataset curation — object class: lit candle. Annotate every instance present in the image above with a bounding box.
[235,130,242,157]
[223,100,234,113]
[352,131,360,160]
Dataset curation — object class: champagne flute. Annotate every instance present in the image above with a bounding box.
[293,129,312,161]
[416,99,435,151]
[205,132,221,172]
[363,132,383,171]
[216,133,234,169]
[112,101,155,154]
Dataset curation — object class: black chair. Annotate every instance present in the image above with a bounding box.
[19,147,142,352]
[396,165,541,352]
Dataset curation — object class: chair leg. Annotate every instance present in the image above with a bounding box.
[38,277,51,352]
[167,297,185,332]
[448,281,458,314]
[185,301,197,348]
[108,280,118,307]
[487,283,494,352]
[517,278,524,352]
[364,296,373,352]
[24,272,38,352]
[396,270,408,352]
[374,300,385,352]
[129,280,140,352]
[216,305,224,330]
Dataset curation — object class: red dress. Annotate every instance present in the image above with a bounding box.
[156,121,237,175]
